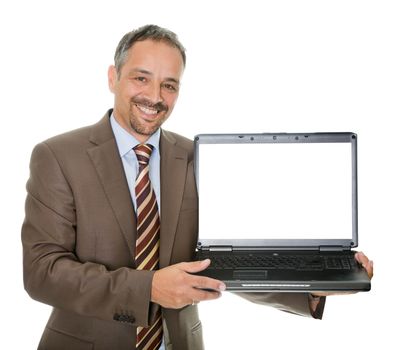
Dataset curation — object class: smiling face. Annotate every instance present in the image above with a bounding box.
[108,39,184,142]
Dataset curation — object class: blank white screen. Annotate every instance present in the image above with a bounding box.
[198,142,352,240]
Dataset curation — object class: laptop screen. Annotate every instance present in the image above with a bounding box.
[196,134,357,246]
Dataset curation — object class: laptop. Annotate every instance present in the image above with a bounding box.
[193,132,371,292]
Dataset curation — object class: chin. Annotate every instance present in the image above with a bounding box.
[130,122,160,137]
[133,117,167,134]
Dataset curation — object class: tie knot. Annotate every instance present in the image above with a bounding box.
[134,144,154,166]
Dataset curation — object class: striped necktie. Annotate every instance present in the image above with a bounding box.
[134,144,162,350]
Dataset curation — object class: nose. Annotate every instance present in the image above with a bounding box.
[144,81,163,104]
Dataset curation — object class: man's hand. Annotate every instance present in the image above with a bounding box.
[151,259,226,309]
[312,251,374,298]
[307,251,373,314]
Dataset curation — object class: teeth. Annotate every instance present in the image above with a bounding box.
[137,104,158,115]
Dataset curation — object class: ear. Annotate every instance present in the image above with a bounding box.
[107,65,117,93]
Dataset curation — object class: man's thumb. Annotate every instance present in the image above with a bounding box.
[180,259,211,273]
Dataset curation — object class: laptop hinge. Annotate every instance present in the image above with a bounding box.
[319,246,350,252]
[207,246,233,252]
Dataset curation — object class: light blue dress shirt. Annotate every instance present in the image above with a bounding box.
[110,115,165,350]
[110,114,161,212]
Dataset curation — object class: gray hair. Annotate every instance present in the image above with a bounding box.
[114,24,186,77]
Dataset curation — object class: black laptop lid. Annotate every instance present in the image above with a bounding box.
[194,133,358,250]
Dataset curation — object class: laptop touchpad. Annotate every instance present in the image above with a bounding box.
[234,270,267,280]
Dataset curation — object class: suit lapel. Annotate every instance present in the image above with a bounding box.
[160,130,188,268]
[87,112,136,256]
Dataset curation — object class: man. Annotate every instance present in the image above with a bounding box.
[22,25,373,350]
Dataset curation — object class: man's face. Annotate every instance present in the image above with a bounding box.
[108,39,184,142]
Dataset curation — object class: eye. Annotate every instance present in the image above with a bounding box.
[162,83,178,92]
[134,76,147,83]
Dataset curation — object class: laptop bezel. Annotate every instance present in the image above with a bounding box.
[194,132,358,250]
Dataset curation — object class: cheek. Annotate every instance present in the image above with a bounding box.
[164,94,179,109]
[119,82,141,100]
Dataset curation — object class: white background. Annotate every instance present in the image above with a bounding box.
[1,0,401,348]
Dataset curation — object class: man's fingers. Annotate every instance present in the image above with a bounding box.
[355,251,368,265]
[179,260,226,290]
[355,252,374,279]
[181,261,226,303]
[189,279,224,305]
[180,259,211,273]
[192,275,226,292]
[151,260,226,308]
[191,288,222,303]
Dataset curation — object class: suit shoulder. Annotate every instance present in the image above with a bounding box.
[43,123,94,148]
[28,124,96,174]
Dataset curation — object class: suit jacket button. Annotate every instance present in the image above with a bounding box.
[113,313,123,321]
[113,313,135,323]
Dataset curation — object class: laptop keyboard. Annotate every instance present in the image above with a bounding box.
[204,254,356,271]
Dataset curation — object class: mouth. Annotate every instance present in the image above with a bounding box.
[129,99,169,135]
[132,98,169,122]
[135,104,160,116]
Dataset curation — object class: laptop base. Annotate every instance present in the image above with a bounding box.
[194,250,371,292]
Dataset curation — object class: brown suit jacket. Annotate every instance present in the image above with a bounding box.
[22,110,323,350]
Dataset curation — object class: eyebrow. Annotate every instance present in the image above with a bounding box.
[130,68,152,75]
[129,68,180,85]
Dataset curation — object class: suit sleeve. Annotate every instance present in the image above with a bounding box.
[21,142,157,327]
[234,292,325,319]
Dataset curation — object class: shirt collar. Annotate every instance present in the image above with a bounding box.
[110,113,161,158]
